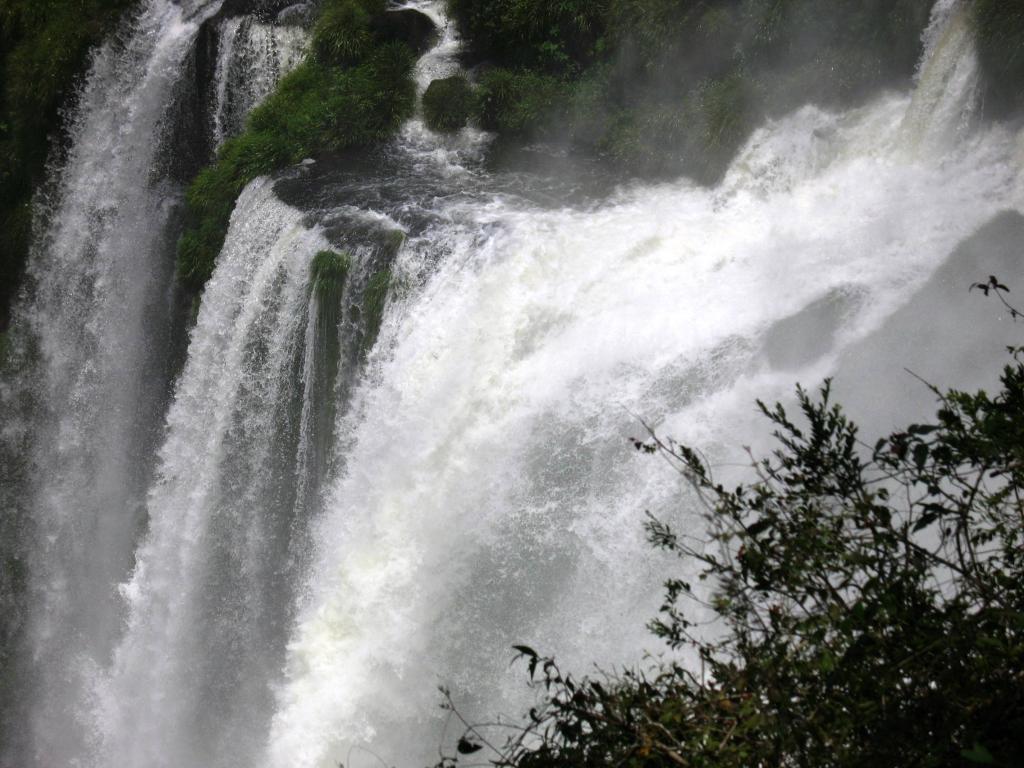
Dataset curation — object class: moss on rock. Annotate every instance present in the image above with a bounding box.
[311,249,351,302]
[361,268,391,354]
[423,75,475,133]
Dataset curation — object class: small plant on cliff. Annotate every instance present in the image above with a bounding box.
[438,285,1024,768]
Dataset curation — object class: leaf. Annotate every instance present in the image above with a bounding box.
[961,743,995,764]
[913,510,941,533]
[913,443,929,470]
[457,738,483,755]
[512,644,538,658]
[746,518,772,537]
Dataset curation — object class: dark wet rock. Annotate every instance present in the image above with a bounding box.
[762,288,864,372]
[162,20,219,183]
[276,3,315,26]
[217,0,297,22]
[373,8,437,56]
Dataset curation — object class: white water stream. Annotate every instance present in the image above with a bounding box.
[1,0,1022,766]
[0,2,226,762]
[267,3,1023,766]
[211,16,309,146]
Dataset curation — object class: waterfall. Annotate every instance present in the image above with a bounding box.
[95,178,327,768]
[0,1,225,763]
[266,3,1023,767]
[0,0,312,764]
[1,0,1022,766]
[211,16,309,147]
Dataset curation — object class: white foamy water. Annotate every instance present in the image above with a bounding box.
[3,0,1023,766]
[211,16,309,146]
[96,178,330,768]
[266,4,1024,768]
[0,1,224,763]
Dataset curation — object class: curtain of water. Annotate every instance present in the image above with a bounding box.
[0,1,309,764]
[267,3,1023,767]
[2,1,1022,767]
[0,2,225,762]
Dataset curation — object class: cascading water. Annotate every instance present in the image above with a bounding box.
[0,0,314,765]
[267,3,1024,767]
[1,0,1022,767]
[211,16,309,147]
[0,1,226,762]
[97,178,329,768]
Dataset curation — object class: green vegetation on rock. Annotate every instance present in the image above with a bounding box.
[475,69,568,138]
[423,75,475,133]
[0,0,137,329]
[450,0,935,181]
[311,249,351,304]
[177,0,417,294]
[361,268,391,353]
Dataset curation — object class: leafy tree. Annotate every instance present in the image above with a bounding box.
[437,284,1024,768]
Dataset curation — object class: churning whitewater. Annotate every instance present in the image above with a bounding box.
[1,0,1022,766]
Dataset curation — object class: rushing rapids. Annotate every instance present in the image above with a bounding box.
[1,0,1022,766]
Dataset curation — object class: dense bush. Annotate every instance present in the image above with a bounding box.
[475,69,569,137]
[447,0,605,73]
[423,75,475,132]
[177,0,416,292]
[438,287,1024,768]
[0,0,136,329]
[451,0,934,180]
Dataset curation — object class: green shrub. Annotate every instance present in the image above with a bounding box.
[475,68,568,136]
[450,0,936,182]
[313,0,383,66]
[697,72,757,156]
[423,75,475,133]
[447,0,605,73]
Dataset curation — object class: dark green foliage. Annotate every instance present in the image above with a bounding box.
[974,0,1024,117]
[447,0,606,73]
[0,0,137,328]
[177,4,416,292]
[475,69,569,136]
[440,345,1024,766]
[313,0,385,66]
[423,75,475,133]
[452,0,933,180]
